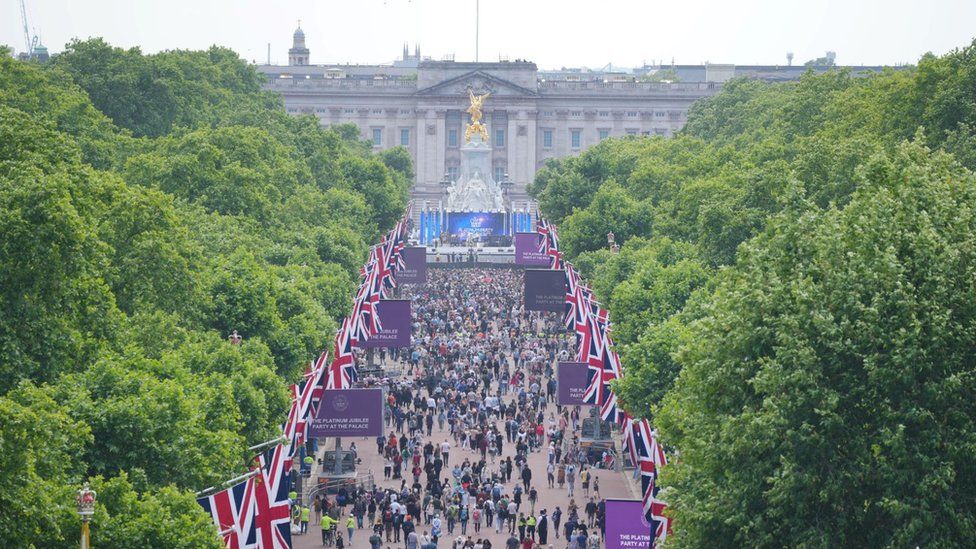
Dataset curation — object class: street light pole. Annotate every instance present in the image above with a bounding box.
[77,482,96,549]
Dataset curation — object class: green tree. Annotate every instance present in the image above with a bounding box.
[657,143,976,547]
[85,473,223,549]
[0,382,91,547]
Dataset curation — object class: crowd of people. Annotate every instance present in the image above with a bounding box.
[299,268,617,548]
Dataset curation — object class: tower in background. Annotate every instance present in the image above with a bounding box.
[288,23,310,66]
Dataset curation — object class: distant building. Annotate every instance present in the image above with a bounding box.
[260,28,893,204]
[288,25,309,66]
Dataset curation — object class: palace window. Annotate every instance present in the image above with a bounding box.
[599,111,610,117]
[447,165,459,182]
[343,108,355,114]
[494,166,506,182]
[626,128,638,135]
[655,111,666,117]
[400,128,410,146]
[372,128,383,146]
[495,128,505,147]
[571,111,582,118]
[542,111,553,117]
[372,109,383,115]
[571,130,582,149]
[448,129,458,148]
[627,111,638,117]
[599,129,610,140]
[543,130,553,148]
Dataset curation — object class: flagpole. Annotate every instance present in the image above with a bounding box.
[247,435,289,453]
[195,469,261,498]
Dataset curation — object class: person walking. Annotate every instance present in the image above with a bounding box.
[537,510,549,544]
[346,514,356,543]
[552,507,562,539]
[566,464,576,497]
[321,513,339,546]
[300,505,310,535]
[585,498,597,528]
[459,505,470,535]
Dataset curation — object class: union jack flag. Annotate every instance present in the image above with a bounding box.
[350,268,383,344]
[280,351,328,469]
[327,318,356,389]
[253,449,293,549]
[196,474,258,549]
[536,219,563,269]
[599,337,624,424]
[650,496,671,546]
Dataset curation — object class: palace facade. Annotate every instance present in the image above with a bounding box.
[258,27,891,205]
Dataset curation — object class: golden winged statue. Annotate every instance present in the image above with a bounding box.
[464,89,491,143]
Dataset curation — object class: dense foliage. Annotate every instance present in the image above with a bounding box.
[530,40,976,546]
[0,40,409,546]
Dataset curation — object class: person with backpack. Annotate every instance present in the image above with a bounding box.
[472,504,482,534]
[431,513,443,542]
[459,504,470,535]
[383,507,394,542]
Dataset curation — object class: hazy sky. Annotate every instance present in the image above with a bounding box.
[4,0,975,69]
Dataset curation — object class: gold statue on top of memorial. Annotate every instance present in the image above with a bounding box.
[464,89,491,143]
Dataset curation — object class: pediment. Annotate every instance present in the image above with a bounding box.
[415,70,539,97]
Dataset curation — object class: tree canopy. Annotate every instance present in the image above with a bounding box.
[0,40,409,545]
[530,38,976,547]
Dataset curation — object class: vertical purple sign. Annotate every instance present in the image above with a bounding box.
[308,388,384,438]
[524,269,566,312]
[515,232,549,266]
[355,300,411,348]
[557,362,592,406]
[605,499,653,549]
[397,247,427,284]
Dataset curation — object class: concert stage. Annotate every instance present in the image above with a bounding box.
[423,244,516,264]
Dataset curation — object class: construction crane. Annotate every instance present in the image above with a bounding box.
[20,0,38,56]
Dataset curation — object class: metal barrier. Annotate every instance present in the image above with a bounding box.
[304,470,375,506]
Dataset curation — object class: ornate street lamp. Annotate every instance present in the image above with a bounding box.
[500,173,514,196]
[228,330,242,345]
[77,482,96,549]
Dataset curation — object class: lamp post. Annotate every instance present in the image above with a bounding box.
[77,482,96,549]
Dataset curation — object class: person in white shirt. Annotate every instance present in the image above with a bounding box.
[441,440,451,466]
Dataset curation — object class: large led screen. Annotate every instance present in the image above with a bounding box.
[446,212,505,241]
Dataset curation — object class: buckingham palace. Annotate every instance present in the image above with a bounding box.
[258,26,889,205]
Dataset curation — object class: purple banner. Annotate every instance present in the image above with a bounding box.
[524,269,566,312]
[558,362,592,406]
[355,300,411,348]
[397,247,427,284]
[515,233,549,266]
[605,499,653,549]
[308,388,384,438]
